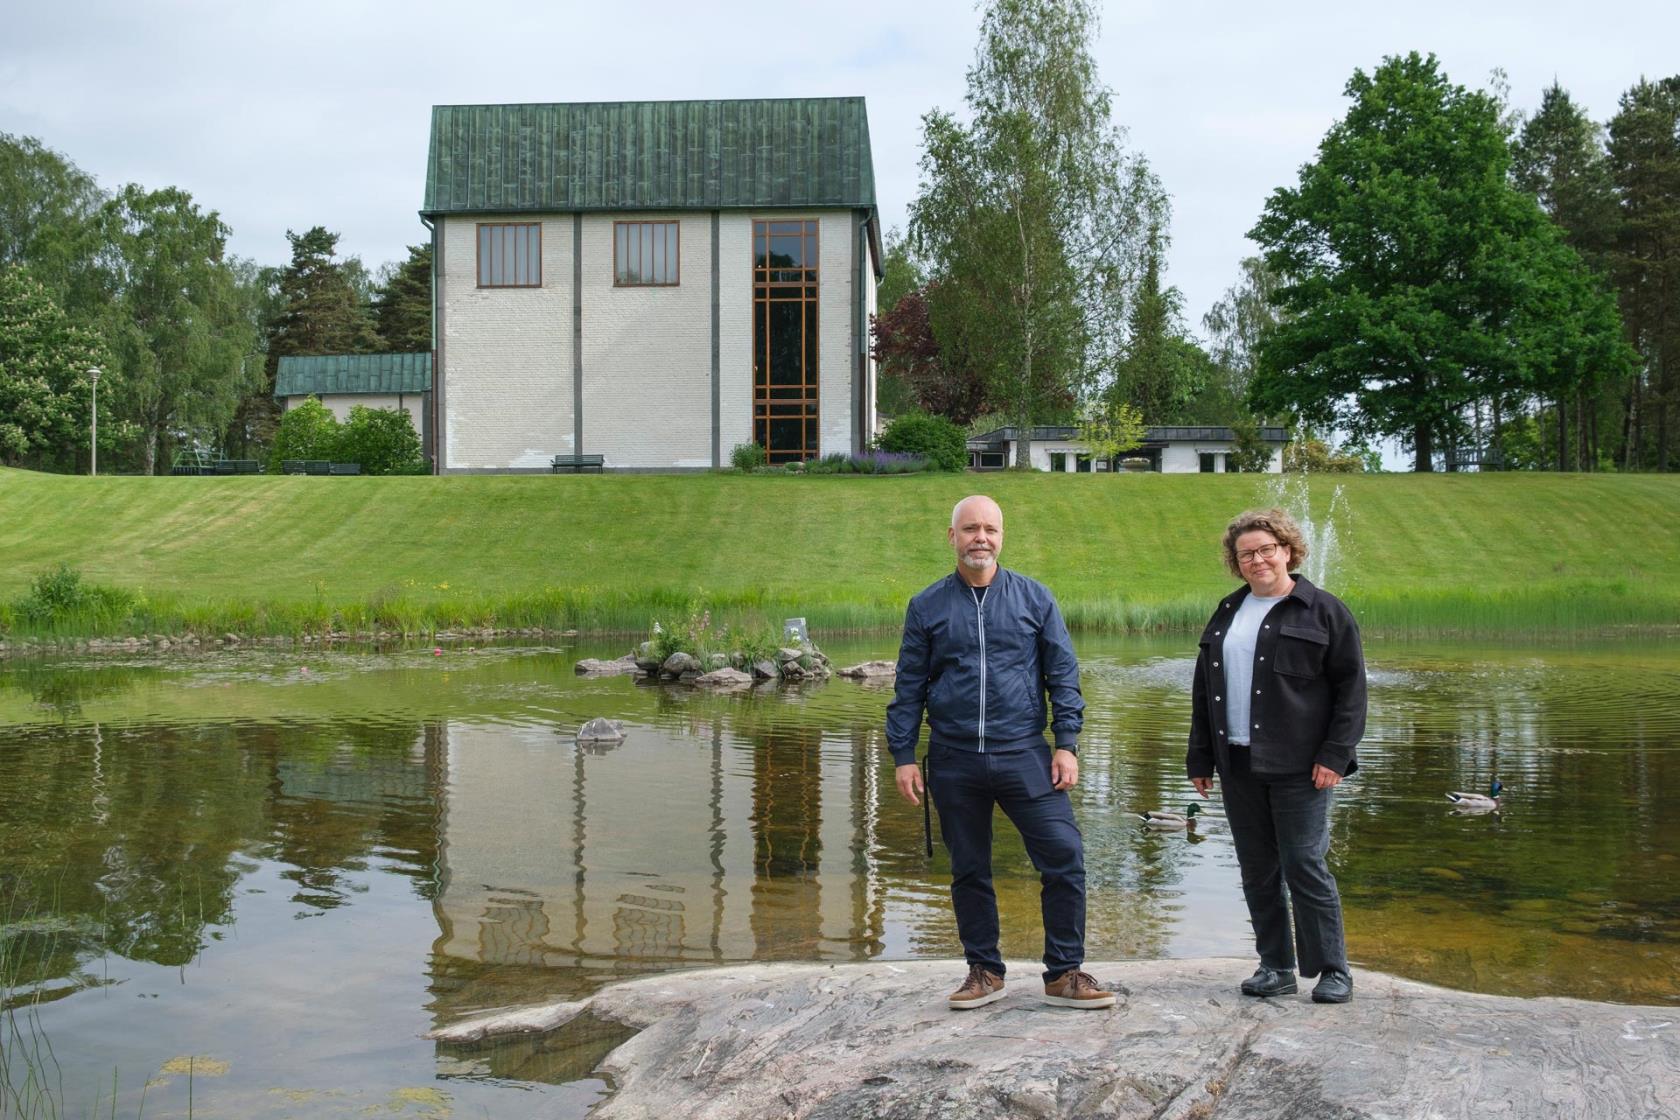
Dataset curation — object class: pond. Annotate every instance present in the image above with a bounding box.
[2,634,1677,1117]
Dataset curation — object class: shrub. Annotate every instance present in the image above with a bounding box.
[14,563,139,626]
[338,405,425,475]
[730,442,767,472]
[269,396,340,470]
[877,413,967,472]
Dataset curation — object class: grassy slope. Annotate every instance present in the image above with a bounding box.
[2,468,1677,634]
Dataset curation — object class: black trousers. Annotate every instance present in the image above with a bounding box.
[927,744,1086,983]
[1219,753,1348,978]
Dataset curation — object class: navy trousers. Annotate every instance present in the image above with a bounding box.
[1219,753,1348,979]
[926,744,1086,982]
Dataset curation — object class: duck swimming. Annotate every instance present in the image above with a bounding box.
[1140,803,1202,829]
[1446,777,1504,811]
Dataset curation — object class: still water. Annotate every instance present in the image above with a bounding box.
[2,635,1678,1117]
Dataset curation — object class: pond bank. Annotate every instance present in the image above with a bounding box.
[433,959,1680,1119]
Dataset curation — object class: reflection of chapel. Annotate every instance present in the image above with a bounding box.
[420,98,883,471]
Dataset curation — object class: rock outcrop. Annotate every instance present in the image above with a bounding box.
[428,959,1680,1119]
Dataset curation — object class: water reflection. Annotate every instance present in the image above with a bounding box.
[2,636,1678,1116]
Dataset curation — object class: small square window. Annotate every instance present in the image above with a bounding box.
[477,223,541,288]
[615,221,680,286]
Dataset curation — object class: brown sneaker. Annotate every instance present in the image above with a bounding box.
[947,965,1006,1009]
[1043,969,1116,1009]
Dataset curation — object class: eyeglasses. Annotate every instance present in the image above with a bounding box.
[1236,542,1283,564]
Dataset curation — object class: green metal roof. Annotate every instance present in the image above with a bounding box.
[421,98,877,215]
[274,353,432,398]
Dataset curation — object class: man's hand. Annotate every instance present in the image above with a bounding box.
[1312,763,1342,791]
[1191,776,1214,798]
[1051,749,1079,791]
[895,762,924,806]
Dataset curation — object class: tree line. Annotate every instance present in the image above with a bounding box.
[879,1,1678,471]
[0,133,432,474]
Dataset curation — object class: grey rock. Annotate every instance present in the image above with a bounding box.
[660,652,702,678]
[429,959,1680,1120]
[693,667,753,688]
[575,655,641,676]
[752,659,778,680]
[838,661,898,679]
[575,718,626,743]
[777,647,805,662]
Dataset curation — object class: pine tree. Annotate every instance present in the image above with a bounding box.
[374,243,432,352]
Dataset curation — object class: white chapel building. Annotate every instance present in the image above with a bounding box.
[420,98,883,472]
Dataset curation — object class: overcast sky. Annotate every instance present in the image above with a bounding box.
[5,0,1678,330]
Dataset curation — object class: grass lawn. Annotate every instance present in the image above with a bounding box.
[2,467,1677,637]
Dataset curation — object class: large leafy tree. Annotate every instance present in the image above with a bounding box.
[909,0,1166,464]
[230,226,381,457]
[1607,77,1680,471]
[373,243,432,352]
[871,285,991,425]
[1511,83,1622,468]
[1108,230,1210,422]
[0,264,123,470]
[1251,53,1628,471]
[100,185,260,474]
[0,134,107,317]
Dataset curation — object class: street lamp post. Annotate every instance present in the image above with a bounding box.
[87,367,100,476]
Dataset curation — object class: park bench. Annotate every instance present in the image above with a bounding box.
[211,459,263,475]
[551,453,605,473]
[328,462,361,476]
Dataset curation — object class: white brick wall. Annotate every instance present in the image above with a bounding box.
[438,208,866,470]
[817,215,854,457]
[582,214,713,468]
[440,215,575,470]
[719,216,754,456]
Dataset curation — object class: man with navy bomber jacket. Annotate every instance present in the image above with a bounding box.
[887,495,1113,1010]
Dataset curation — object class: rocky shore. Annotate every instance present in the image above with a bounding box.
[429,959,1680,1119]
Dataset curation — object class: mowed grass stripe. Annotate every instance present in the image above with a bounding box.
[2,468,1678,636]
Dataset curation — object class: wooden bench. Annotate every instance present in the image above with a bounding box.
[551,453,605,473]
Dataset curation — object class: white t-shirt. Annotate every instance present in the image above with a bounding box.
[1223,592,1285,744]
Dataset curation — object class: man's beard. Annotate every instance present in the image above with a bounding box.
[960,549,995,572]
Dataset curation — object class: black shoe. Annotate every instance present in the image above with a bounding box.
[1240,966,1297,997]
[1311,969,1353,1004]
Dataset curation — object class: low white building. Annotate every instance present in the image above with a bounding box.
[967,425,1287,473]
[274,353,433,454]
[420,98,883,472]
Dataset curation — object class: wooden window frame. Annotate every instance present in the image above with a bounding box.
[751,218,820,464]
[613,220,681,287]
[476,222,543,289]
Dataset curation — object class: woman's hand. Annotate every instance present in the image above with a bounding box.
[1312,764,1342,790]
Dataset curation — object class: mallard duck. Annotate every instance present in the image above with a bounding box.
[1139,803,1201,829]
[1445,778,1503,811]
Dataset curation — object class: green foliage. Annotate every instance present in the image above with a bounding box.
[909,0,1167,456]
[0,264,123,470]
[1282,436,1365,473]
[877,413,968,472]
[100,184,261,474]
[1108,231,1209,421]
[0,133,108,318]
[338,405,424,475]
[268,396,340,469]
[1250,53,1632,472]
[806,451,931,475]
[1077,401,1145,462]
[730,441,767,472]
[1607,77,1680,472]
[374,243,433,352]
[1226,417,1276,473]
[13,564,139,626]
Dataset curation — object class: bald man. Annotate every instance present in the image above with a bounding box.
[886,495,1110,1010]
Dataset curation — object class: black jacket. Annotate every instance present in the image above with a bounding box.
[887,567,1084,766]
[1186,575,1366,779]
